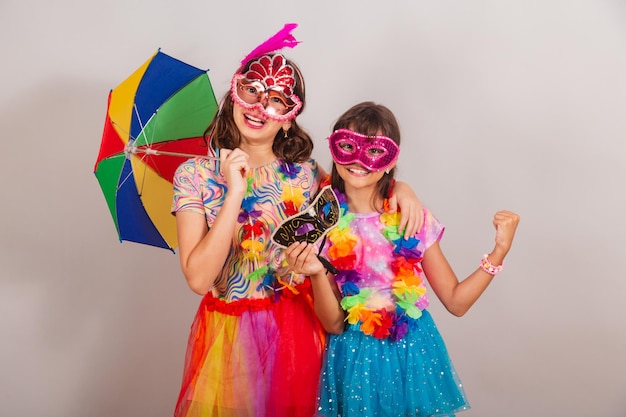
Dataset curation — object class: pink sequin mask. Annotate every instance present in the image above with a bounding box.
[328,128,400,172]
[230,54,302,122]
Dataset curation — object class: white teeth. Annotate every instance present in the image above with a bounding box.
[348,168,369,174]
[245,114,264,124]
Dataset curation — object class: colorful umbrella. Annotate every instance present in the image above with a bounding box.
[94,50,218,251]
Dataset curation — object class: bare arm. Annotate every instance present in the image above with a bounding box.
[176,149,250,295]
[422,210,520,316]
[285,242,345,334]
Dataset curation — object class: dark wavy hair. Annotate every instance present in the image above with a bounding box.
[203,55,313,164]
[330,101,401,210]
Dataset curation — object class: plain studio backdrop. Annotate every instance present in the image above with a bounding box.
[1,1,625,416]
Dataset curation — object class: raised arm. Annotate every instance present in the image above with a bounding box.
[176,149,250,295]
[422,210,520,317]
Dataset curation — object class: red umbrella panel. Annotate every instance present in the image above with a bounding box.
[94,50,218,251]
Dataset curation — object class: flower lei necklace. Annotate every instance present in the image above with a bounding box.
[238,160,306,294]
[327,189,428,341]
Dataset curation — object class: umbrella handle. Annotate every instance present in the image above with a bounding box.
[128,146,219,161]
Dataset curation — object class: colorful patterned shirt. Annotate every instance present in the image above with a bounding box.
[172,157,320,301]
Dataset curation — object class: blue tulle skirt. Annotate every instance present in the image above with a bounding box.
[316,310,470,417]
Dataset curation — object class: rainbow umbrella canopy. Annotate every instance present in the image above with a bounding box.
[94,50,218,251]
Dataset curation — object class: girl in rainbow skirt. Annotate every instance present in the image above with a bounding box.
[171,26,423,417]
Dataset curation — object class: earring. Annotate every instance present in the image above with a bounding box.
[385,169,390,174]
[283,128,289,139]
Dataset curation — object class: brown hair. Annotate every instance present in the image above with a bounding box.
[329,101,401,208]
[203,55,313,164]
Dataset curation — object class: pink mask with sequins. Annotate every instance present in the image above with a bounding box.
[328,128,400,172]
[230,54,302,122]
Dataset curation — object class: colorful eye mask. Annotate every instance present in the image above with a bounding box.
[230,54,302,122]
[328,128,400,172]
[271,186,340,248]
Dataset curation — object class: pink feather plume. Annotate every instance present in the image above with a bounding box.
[240,23,300,66]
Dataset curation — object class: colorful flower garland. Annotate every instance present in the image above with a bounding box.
[327,190,428,341]
[239,160,306,294]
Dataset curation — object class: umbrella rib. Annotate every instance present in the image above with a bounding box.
[105,119,141,192]
[106,111,150,195]
[134,103,150,147]
[115,108,217,161]
[110,120,218,160]
[110,105,220,195]
[143,148,218,159]
[133,104,151,196]
[117,158,137,191]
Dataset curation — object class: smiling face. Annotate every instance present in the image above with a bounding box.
[328,102,402,205]
[330,128,398,196]
[233,100,291,145]
[334,151,391,196]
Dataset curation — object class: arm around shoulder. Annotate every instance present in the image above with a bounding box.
[390,181,423,237]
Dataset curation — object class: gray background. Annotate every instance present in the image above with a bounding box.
[1,1,625,416]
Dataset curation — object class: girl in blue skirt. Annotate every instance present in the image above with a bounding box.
[285,102,520,417]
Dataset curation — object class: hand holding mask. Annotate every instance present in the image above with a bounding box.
[272,186,340,248]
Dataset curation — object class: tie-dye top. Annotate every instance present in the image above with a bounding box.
[171,157,320,301]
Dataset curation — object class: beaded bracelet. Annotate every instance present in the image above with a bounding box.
[480,254,503,275]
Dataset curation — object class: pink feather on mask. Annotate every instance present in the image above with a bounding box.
[240,23,300,66]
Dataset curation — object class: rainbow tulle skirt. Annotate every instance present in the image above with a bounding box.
[174,283,325,417]
[317,310,470,417]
